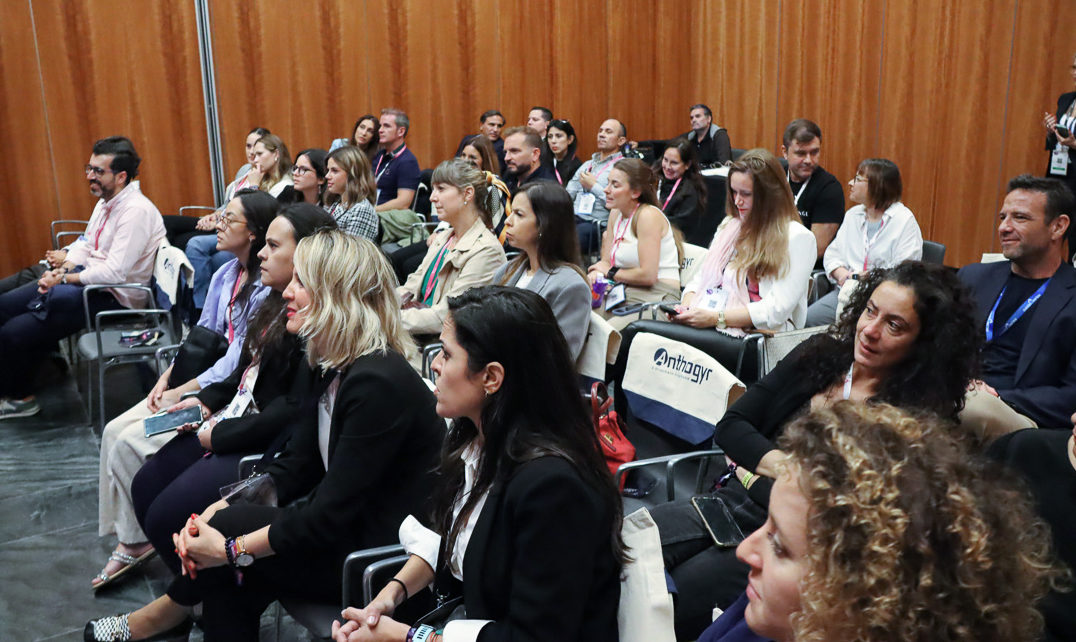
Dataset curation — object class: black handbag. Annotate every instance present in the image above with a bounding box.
[167,325,229,387]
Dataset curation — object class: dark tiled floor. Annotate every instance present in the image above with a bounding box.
[0,363,312,641]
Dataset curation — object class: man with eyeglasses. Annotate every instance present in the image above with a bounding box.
[0,136,165,419]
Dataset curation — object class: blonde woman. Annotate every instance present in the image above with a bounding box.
[398,158,507,338]
[85,231,444,641]
[251,133,294,200]
[325,145,380,241]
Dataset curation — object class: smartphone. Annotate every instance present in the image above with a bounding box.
[143,405,204,437]
[691,496,746,548]
[1057,125,1071,138]
[658,303,680,316]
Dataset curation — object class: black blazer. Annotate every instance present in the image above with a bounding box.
[264,349,443,563]
[958,260,1076,427]
[460,456,620,642]
[1046,91,1076,157]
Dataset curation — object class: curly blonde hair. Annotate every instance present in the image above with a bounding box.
[779,402,1060,642]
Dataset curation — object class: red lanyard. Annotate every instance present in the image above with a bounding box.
[226,267,245,343]
[609,203,641,268]
[591,153,622,181]
[554,168,563,185]
[660,178,682,211]
[92,206,113,250]
[374,145,407,180]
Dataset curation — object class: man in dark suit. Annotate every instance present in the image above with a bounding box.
[502,126,554,196]
[958,174,1076,428]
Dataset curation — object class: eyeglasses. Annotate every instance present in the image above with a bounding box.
[216,213,247,227]
[851,175,867,184]
[291,165,313,176]
[85,164,114,177]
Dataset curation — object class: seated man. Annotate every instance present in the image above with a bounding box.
[455,109,505,173]
[781,118,845,267]
[959,174,1076,431]
[0,136,166,419]
[372,108,421,213]
[501,126,555,196]
[566,118,627,255]
[684,103,731,166]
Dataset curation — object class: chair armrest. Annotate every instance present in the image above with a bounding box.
[342,544,407,607]
[179,206,217,217]
[362,555,411,606]
[51,220,89,249]
[155,344,181,372]
[410,221,441,243]
[81,283,154,330]
[422,342,443,380]
[616,448,724,502]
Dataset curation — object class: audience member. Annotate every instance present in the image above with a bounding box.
[671,149,814,332]
[333,286,623,642]
[291,148,328,206]
[657,137,708,245]
[397,159,506,341]
[325,146,380,241]
[988,414,1076,642]
[458,135,498,175]
[806,158,922,327]
[1043,51,1076,259]
[586,158,681,330]
[502,126,555,195]
[0,136,165,420]
[958,174,1076,430]
[567,118,627,253]
[86,230,442,642]
[93,190,280,590]
[335,114,379,160]
[685,103,732,166]
[372,108,421,213]
[696,402,1057,642]
[651,262,982,638]
[528,105,556,168]
[781,118,844,265]
[496,181,591,361]
[548,118,582,186]
[455,109,506,173]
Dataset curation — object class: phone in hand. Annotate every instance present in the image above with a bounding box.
[1057,124,1071,139]
[658,303,680,317]
[691,496,745,548]
[143,405,204,437]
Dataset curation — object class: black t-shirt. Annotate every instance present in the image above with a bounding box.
[988,429,1076,642]
[982,273,1050,390]
[788,166,844,229]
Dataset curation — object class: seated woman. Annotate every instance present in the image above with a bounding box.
[548,118,582,187]
[85,230,444,642]
[332,286,624,642]
[586,158,682,331]
[332,114,380,160]
[656,137,708,245]
[699,402,1057,642]
[496,181,591,361]
[397,159,506,342]
[94,189,279,591]
[325,145,381,241]
[670,148,815,333]
[291,148,329,206]
[128,203,337,579]
[651,261,982,639]
[805,158,922,327]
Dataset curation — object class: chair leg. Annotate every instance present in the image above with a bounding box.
[97,361,106,430]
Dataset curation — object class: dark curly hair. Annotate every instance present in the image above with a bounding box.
[801,261,981,419]
[779,402,1061,641]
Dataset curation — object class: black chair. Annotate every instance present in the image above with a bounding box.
[411,169,434,217]
[696,174,727,246]
[922,240,946,265]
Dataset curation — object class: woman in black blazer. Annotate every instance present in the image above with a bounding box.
[656,137,708,246]
[85,231,443,642]
[334,286,624,642]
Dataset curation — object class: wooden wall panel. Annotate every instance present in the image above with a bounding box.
[0,1,57,275]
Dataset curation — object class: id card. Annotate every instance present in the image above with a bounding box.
[575,192,596,215]
[697,288,729,311]
[604,283,627,310]
[1050,146,1069,176]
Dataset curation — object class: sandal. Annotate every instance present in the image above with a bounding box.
[91,548,157,592]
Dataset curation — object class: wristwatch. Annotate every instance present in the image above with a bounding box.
[605,266,620,282]
[407,625,437,642]
[717,310,727,329]
[226,536,254,568]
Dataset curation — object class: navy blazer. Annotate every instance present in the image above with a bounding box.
[461,456,620,642]
[957,260,1076,427]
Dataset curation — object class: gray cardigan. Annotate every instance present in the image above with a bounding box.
[494,261,592,362]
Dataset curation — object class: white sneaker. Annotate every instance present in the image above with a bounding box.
[0,397,40,419]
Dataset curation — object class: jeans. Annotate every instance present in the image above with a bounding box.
[186,235,235,308]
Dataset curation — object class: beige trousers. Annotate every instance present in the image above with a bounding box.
[959,388,1037,443]
[602,280,681,332]
[97,401,176,543]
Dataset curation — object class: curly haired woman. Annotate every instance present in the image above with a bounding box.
[698,402,1059,642]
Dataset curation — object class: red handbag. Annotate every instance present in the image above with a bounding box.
[591,382,635,491]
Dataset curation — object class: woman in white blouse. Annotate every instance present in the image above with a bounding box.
[805,158,922,327]
[671,149,816,333]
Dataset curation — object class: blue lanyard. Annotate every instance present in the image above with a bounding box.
[985,278,1050,342]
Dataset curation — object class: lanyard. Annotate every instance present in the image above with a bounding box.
[591,153,623,182]
[985,279,1050,342]
[860,214,887,270]
[660,177,683,211]
[226,267,245,343]
[788,172,811,206]
[374,145,407,180]
[554,167,562,185]
[842,364,854,400]
[609,203,641,268]
[92,209,112,250]
[420,236,455,305]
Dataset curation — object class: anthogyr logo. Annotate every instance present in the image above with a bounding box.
[653,348,713,384]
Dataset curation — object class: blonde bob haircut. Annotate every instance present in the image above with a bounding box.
[326,145,377,208]
[293,230,415,369]
[725,148,802,280]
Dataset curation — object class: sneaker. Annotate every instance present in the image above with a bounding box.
[0,398,40,419]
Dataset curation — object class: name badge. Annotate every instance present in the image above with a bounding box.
[219,388,254,420]
[576,193,596,215]
[698,288,729,311]
[604,283,627,310]
[1050,146,1069,176]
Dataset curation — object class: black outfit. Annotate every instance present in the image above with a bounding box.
[788,166,845,268]
[456,134,506,175]
[444,456,621,642]
[552,155,582,187]
[659,176,705,245]
[1047,91,1076,260]
[504,163,556,196]
[683,126,732,167]
[165,350,443,641]
[979,273,1048,391]
[132,334,304,573]
[988,429,1076,642]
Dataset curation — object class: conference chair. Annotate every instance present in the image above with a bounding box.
[922,240,946,265]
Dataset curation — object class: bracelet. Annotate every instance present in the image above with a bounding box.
[388,577,409,603]
[741,471,755,488]
[408,624,436,642]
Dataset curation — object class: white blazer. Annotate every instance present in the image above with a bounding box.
[746,221,817,330]
[823,201,923,279]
